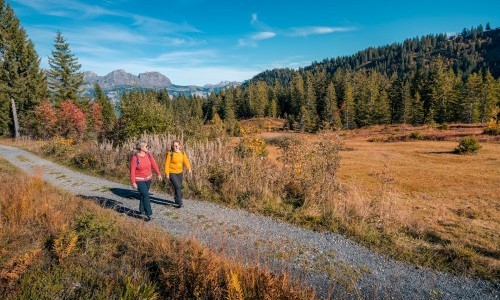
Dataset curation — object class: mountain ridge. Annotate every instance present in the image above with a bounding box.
[82,69,241,97]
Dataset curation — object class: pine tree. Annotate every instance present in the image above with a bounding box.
[304,71,319,130]
[462,72,483,123]
[479,70,498,123]
[0,0,47,138]
[47,31,83,103]
[323,82,341,128]
[93,83,116,138]
[290,72,305,116]
[341,80,355,129]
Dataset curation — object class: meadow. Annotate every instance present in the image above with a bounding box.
[3,120,499,281]
[0,157,314,299]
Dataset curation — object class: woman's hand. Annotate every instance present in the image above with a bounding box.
[188,169,193,176]
[132,183,138,190]
[158,175,163,181]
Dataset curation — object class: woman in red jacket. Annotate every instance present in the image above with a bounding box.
[130,141,162,220]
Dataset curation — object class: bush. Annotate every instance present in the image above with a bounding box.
[439,122,449,130]
[409,131,424,140]
[41,136,76,156]
[454,136,481,154]
[235,137,267,157]
[483,121,500,136]
[283,180,305,208]
[72,152,98,169]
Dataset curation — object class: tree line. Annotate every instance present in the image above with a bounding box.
[1,0,499,141]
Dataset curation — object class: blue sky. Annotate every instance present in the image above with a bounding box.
[7,0,500,86]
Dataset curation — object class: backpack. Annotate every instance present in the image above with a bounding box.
[135,152,151,167]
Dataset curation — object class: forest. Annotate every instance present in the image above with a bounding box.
[1,0,499,141]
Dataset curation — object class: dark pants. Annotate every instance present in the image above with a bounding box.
[169,173,183,207]
[137,180,152,216]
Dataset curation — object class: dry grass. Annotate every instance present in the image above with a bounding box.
[0,158,315,299]
[260,123,500,279]
[2,121,498,280]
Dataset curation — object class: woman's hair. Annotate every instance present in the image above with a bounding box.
[136,141,147,150]
[170,140,182,151]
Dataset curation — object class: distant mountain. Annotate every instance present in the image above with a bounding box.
[83,69,172,91]
[82,70,241,99]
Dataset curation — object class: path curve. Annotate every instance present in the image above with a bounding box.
[0,144,498,299]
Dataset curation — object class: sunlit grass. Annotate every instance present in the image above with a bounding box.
[0,157,315,299]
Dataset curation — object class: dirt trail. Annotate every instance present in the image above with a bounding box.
[0,144,498,299]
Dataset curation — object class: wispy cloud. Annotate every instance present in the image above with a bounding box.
[238,31,276,47]
[251,31,276,40]
[286,26,354,37]
[11,0,119,18]
[12,0,201,35]
[131,15,201,34]
[251,13,258,25]
[154,50,217,65]
[239,13,353,47]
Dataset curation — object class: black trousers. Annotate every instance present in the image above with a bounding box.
[169,173,183,207]
[136,180,152,216]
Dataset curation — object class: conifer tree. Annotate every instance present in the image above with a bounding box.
[252,81,268,117]
[304,71,319,129]
[0,0,47,137]
[93,83,116,138]
[462,72,483,123]
[290,72,305,116]
[323,82,341,128]
[341,81,355,129]
[47,31,83,103]
[480,70,498,123]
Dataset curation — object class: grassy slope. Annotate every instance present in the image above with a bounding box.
[260,123,500,279]
[0,157,314,299]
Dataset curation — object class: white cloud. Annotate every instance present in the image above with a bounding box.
[238,31,276,47]
[287,26,354,37]
[131,15,201,34]
[11,0,119,19]
[251,13,258,25]
[154,50,217,65]
[252,31,276,40]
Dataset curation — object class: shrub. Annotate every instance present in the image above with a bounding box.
[283,180,305,208]
[235,137,267,157]
[56,100,87,140]
[454,136,481,154]
[72,152,98,169]
[409,131,424,140]
[483,121,500,136]
[439,122,449,130]
[41,136,76,156]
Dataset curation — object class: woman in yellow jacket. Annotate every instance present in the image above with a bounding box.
[164,140,192,208]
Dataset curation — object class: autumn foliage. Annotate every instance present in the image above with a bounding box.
[31,99,102,140]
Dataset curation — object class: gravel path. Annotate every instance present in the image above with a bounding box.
[1,144,498,299]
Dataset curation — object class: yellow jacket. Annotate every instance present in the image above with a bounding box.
[164,151,191,176]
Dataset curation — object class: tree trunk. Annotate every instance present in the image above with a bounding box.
[11,98,19,139]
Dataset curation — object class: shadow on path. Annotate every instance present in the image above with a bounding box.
[78,195,147,220]
[109,188,177,207]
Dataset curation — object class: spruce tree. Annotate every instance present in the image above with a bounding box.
[93,83,116,138]
[0,0,47,138]
[47,31,83,103]
[323,82,341,128]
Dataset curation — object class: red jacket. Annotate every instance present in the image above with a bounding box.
[130,152,161,184]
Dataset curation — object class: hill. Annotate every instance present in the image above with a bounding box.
[248,26,500,87]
